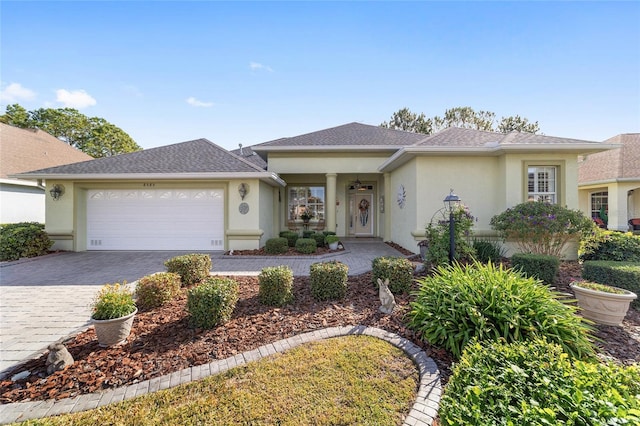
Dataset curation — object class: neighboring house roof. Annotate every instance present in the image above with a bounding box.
[0,123,92,182]
[12,138,285,186]
[230,144,267,170]
[251,122,426,153]
[380,127,613,172]
[578,134,640,184]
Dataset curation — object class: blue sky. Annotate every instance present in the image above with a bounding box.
[2,1,639,151]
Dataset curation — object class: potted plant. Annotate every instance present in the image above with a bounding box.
[570,281,637,326]
[300,208,314,223]
[325,235,340,250]
[91,282,137,347]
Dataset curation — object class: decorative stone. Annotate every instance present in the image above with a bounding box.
[46,343,74,375]
[377,278,396,314]
[11,370,30,381]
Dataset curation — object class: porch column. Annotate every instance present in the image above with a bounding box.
[609,186,627,231]
[326,173,337,234]
[383,172,391,241]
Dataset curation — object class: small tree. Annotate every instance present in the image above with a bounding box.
[425,204,476,267]
[490,201,595,257]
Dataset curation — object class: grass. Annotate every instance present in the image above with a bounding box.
[17,336,418,426]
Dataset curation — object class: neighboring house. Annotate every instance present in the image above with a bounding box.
[0,123,92,223]
[578,133,640,231]
[13,122,612,258]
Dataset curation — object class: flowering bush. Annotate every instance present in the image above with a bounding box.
[91,283,136,320]
[490,201,594,257]
[425,204,476,267]
[299,208,314,221]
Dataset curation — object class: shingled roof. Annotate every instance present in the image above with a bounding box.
[579,134,640,183]
[0,123,92,180]
[252,122,426,150]
[13,138,272,178]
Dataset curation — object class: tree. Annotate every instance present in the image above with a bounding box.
[1,104,141,158]
[381,106,541,135]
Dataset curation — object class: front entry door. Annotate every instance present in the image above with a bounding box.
[348,193,374,236]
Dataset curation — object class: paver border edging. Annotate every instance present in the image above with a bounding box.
[0,325,441,426]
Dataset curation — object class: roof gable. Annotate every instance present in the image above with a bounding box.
[579,133,640,183]
[0,123,92,179]
[15,138,268,176]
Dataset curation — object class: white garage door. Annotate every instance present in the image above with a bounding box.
[87,189,224,250]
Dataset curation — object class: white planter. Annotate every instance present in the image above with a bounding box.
[328,241,339,250]
[92,308,137,347]
[570,284,637,326]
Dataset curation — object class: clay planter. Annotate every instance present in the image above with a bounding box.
[92,308,137,347]
[570,283,637,326]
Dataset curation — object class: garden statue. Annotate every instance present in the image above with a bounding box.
[46,342,74,375]
[377,278,396,314]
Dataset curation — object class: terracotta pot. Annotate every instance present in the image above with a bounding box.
[570,284,637,326]
[92,308,137,347]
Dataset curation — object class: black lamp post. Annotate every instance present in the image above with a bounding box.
[443,189,461,264]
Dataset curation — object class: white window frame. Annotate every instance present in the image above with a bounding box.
[590,191,608,220]
[528,166,557,203]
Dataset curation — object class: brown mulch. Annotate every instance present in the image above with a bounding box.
[1,261,638,405]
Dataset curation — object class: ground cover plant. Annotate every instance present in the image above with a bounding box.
[15,336,418,426]
[439,338,640,425]
[406,261,595,359]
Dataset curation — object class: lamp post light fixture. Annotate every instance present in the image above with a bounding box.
[49,184,65,201]
[443,189,461,264]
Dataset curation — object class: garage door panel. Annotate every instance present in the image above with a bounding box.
[87,189,224,250]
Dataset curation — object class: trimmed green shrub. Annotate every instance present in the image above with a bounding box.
[324,235,339,245]
[135,272,181,310]
[322,231,336,236]
[371,256,413,294]
[310,261,349,301]
[295,238,317,254]
[278,231,289,238]
[579,229,640,262]
[440,339,640,426]
[406,262,595,359]
[187,277,239,329]
[265,237,288,254]
[280,231,299,247]
[311,232,326,247]
[510,252,560,284]
[425,204,476,268]
[258,266,294,306]
[490,201,595,257]
[583,260,640,308]
[0,222,53,261]
[472,239,504,263]
[302,230,314,238]
[164,253,212,286]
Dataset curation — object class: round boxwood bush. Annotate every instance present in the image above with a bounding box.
[0,222,53,261]
[406,261,595,359]
[280,231,299,247]
[135,272,182,310]
[311,232,326,247]
[164,253,212,286]
[295,238,317,254]
[186,277,239,329]
[258,266,294,306]
[310,261,349,301]
[440,338,640,425]
[265,237,288,254]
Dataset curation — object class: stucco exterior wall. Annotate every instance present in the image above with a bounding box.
[0,183,45,223]
[267,152,389,175]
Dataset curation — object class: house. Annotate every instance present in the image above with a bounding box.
[578,133,640,231]
[0,123,92,223]
[12,122,612,258]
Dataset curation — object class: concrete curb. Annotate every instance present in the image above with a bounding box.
[0,326,440,425]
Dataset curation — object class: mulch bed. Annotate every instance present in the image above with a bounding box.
[1,260,638,405]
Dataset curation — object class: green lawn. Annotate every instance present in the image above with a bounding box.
[18,336,418,426]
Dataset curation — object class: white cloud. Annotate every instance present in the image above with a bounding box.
[0,82,36,103]
[56,89,97,109]
[186,97,214,108]
[249,62,274,72]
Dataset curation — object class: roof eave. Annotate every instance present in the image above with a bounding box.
[579,177,640,186]
[10,172,287,187]
[251,145,403,154]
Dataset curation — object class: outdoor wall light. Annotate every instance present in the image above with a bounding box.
[353,176,362,190]
[443,189,461,264]
[49,184,65,201]
[238,183,249,200]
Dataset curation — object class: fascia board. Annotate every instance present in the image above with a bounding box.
[9,172,287,187]
[252,145,400,154]
[579,177,640,186]
[0,177,42,187]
